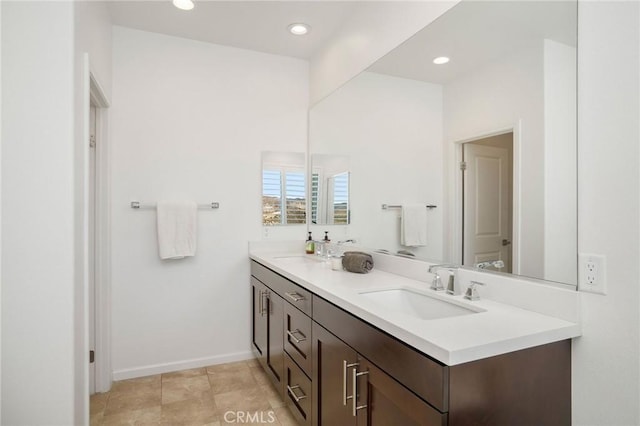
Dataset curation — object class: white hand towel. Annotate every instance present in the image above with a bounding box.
[157,201,197,260]
[401,204,427,247]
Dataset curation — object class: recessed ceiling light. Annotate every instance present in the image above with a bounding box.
[173,0,194,11]
[433,56,450,65]
[288,23,311,36]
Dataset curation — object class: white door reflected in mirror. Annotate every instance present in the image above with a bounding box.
[462,133,513,274]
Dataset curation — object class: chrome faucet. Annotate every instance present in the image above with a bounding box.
[428,264,460,273]
[474,260,505,270]
[337,239,357,244]
[428,264,460,292]
[464,281,485,301]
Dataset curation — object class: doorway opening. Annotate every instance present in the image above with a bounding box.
[461,132,514,273]
[88,72,110,395]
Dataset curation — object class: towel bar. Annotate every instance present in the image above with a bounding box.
[381,204,437,210]
[130,201,220,210]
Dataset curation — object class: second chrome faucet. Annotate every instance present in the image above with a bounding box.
[428,264,460,293]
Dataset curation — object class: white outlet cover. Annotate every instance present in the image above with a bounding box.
[578,253,607,295]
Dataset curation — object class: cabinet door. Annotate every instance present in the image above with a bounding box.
[251,277,268,368]
[266,290,285,395]
[356,358,447,426]
[312,322,358,426]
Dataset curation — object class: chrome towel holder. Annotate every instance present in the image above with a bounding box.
[130,201,220,210]
[381,204,437,210]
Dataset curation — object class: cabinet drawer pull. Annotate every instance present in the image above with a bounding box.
[352,367,369,416]
[258,290,265,316]
[287,385,307,402]
[286,329,307,343]
[285,292,306,302]
[343,361,358,406]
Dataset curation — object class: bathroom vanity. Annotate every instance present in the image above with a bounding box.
[249,252,580,426]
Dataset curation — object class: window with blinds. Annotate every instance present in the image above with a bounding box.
[262,167,307,225]
[311,173,319,224]
[332,172,349,224]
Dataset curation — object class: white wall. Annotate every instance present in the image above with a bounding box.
[75,1,112,100]
[544,39,577,285]
[573,1,640,424]
[309,1,458,105]
[443,42,546,279]
[1,2,76,424]
[309,71,443,260]
[110,27,308,379]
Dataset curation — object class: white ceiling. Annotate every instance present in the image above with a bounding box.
[369,1,577,85]
[108,1,578,83]
[108,1,364,59]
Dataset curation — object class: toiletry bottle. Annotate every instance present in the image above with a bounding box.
[305,232,315,254]
[322,231,331,258]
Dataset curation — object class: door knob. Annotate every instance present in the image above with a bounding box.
[502,239,511,246]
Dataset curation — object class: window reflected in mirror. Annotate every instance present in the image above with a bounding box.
[311,154,350,225]
[262,151,306,225]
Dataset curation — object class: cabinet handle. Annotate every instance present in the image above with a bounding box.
[287,385,307,402]
[285,292,306,302]
[342,361,358,406]
[258,290,265,316]
[352,366,369,416]
[286,329,307,344]
[263,291,271,316]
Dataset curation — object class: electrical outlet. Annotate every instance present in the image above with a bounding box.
[578,254,607,295]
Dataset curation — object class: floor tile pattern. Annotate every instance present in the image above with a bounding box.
[91,360,299,426]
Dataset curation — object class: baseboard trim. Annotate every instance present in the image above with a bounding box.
[112,350,255,381]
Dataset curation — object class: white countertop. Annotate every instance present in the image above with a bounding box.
[250,251,581,366]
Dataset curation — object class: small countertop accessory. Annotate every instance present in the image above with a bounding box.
[305,232,315,254]
[342,251,374,274]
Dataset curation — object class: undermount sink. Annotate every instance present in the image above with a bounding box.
[358,288,481,320]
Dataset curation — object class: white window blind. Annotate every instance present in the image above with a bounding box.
[262,167,306,225]
[311,172,319,224]
[332,172,349,224]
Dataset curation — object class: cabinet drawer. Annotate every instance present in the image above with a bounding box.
[284,302,312,377]
[284,353,312,426]
[251,261,312,316]
[313,295,449,412]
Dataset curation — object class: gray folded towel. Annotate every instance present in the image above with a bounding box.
[342,251,374,274]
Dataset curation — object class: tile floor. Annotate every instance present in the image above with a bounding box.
[90,359,299,426]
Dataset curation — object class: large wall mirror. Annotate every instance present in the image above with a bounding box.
[308,0,578,287]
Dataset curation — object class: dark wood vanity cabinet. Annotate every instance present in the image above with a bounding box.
[311,322,358,426]
[251,276,285,395]
[313,297,447,426]
[251,261,314,424]
[359,357,448,426]
[251,260,571,426]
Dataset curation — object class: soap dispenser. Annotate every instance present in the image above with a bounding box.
[305,232,315,254]
[322,231,331,258]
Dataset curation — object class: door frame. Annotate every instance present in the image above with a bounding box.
[450,121,522,274]
[85,55,111,394]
